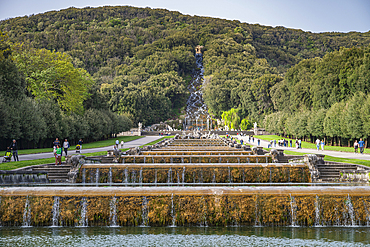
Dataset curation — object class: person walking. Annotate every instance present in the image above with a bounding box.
[320,139,325,151]
[115,139,119,149]
[77,139,83,153]
[298,139,302,149]
[354,140,359,153]
[315,138,320,151]
[274,139,276,147]
[53,138,60,148]
[9,139,19,161]
[289,140,292,148]
[63,139,70,156]
[257,139,260,146]
[120,140,124,148]
[359,138,365,154]
[295,139,298,149]
[55,144,62,165]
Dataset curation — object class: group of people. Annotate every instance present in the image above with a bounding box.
[315,139,325,151]
[354,138,365,154]
[53,138,83,165]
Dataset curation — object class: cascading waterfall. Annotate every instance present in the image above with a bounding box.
[108,167,112,184]
[22,196,31,227]
[290,194,297,227]
[82,168,86,184]
[141,196,149,227]
[364,200,370,226]
[131,169,136,184]
[51,196,60,227]
[182,167,185,185]
[109,196,118,227]
[95,168,99,186]
[212,170,216,183]
[170,194,176,227]
[200,195,208,227]
[139,168,143,185]
[345,194,355,226]
[315,195,321,226]
[123,168,128,185]
[255,196,261,227]
[78,197,88,227]
[154,170,157,185]
[167,168,172,184]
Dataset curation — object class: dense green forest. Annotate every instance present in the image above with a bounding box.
[1,6,370,148]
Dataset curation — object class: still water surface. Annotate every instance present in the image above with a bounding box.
[1,226,370,246]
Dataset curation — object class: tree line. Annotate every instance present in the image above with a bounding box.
[1,6,369,127]
[0,32,132,150]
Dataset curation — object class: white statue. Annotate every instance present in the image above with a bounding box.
[254,122,257,129]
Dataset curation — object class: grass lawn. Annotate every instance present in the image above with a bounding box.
[256,135,369,154]
[141,136,174,147]
[16,136,143,155]
[278,149,370,167]
[0,149,130,171]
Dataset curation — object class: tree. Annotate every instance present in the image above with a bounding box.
[240,118,252,131]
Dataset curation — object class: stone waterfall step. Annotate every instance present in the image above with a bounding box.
[316,163,367,181]
[31,164,72,182]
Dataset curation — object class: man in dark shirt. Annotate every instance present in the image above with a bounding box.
[359,138,365,154]
[9,139,19,161]
[53,138,60,148]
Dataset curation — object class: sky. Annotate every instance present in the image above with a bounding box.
[0,0,369,33]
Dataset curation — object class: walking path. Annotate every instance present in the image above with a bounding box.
[18,136,162,161]
[237,135,370,161]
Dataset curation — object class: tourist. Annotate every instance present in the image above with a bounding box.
[289,140,292,147]
[55,144,62,165]
[9,139,19,161]
[63,139,70,156]
[53,138,60,148]
[315,138,320,151]
[354,140,359,153]
[121,140,124,148]
[257,139,260,146]
[274,139,276,147]
[252,137,254,143]
[295,139,299,149]
[320,139,325,151]
[248,135,250,142]
[359,138,365,154]
[115,139,119,148]
[77,139,83,153]
[240,139,243,145]
[298,139,302,149]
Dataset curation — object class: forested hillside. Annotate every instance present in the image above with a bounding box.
[1,6,370,147]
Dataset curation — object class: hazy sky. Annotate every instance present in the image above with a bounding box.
[0,0,369,33]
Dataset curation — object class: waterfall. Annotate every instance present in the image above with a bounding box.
[177,170,180,185]
[139,167,143,185]
[95,168,99,186]
[144,157,146,163]
[212,169,216,183]
[200,195,208,227]
[108,167,112,184]
[254,196,261,227]
[154,170,157,185]
[199,169,204,183]
[170,194,176,227]
[110,196,118,227]
[290,194,297,227]
[364,200,370,226]
[181,157,184,163]
[141,196,149,227]
[123,168,128,185]
[51,196,60,227]
[167,168,172,184]
[78,197,88,227]
[345,194,355,226]
[228,167,232,183]
[131,169,136,184]
[82,168,86,183]
[182,167,185,185]
[314,195,321,226]
[22,196,32,227]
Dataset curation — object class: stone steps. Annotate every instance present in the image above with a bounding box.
[316,163,361,181]
[31,164,72,182]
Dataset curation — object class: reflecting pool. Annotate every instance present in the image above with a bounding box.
[1,226,370,246]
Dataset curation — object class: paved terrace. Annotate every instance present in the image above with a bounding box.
[17,136,162,161]
[237,135,370,161]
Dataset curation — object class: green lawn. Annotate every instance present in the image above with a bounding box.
[17,136,143,155]
[278,149,370,167]
[142,136,174,147]
[256,135,369,154]
[0,149,130,171]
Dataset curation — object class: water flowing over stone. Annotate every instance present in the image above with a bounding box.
[78,197,88,227]
[185,53,210,130]
[141,196,149,227]
[22,196,31,227]
[170,194,176,227]
[110,196,118,227]
[315,195,321,226]
[51,196,60,227]
[290,194,297,227]
[345,194,355,226]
